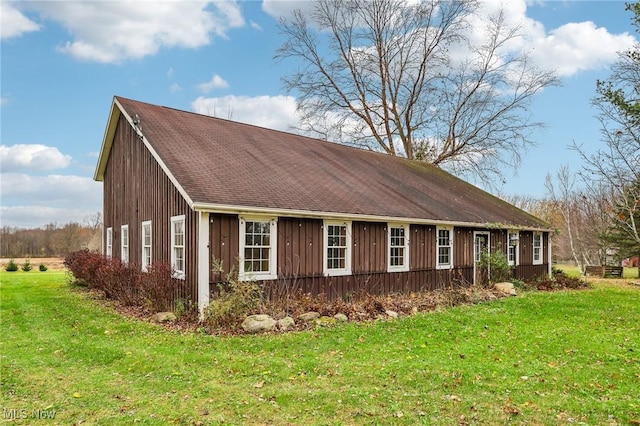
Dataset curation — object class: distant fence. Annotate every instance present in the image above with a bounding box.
[585,265,623,278]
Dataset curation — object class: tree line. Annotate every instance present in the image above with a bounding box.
[0,213,102,258]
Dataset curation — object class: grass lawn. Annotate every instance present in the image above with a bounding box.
[1,271,639,425]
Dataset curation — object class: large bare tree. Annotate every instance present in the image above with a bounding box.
[573,3,639,276]
[276,0,559,184]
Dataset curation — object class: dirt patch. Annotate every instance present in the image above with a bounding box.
[0,257,66,270]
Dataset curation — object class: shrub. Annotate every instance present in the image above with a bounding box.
[5,259,18,272]
[21,259,32,272]
[139,262,187,313]
[478,250,511,285]
[39,263,48,272]
[204,278,262,330]
[64,249,107,285]
[94,258,141,306]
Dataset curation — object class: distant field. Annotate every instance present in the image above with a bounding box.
[1,270,638,425]
[0,257,66,270]
[555,263,639,279]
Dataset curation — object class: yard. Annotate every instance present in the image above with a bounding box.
[1,270,639,425]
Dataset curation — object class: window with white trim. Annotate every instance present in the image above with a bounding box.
[324,221,352,276]
[105,227,113,258]
[239,217,277,280]
[121,225,129,263]
[388,224,409,272]
[171,215,186,279]
[436,226,453,269]
[533,232,543,265]
[141,220,152,271]
[507,231,519,266]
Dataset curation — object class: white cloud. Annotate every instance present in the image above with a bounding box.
[169,83,183,93]
[0,173,102,206]
[191,95,299,131]
[0,144,72,172]
[0,96,8,107]
[26,1,245,63]
[0,206,99,229]
[529,22,636,76]
[0,3,41,39]
[198,74,230,93]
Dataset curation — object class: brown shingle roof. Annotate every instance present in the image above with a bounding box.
[99,96,548,229]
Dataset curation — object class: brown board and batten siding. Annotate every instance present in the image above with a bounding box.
[102,114,199,303]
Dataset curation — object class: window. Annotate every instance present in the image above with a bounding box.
[533,232,543,265]
[324,221,352,276]
[105,227,113,258]
[436,227,453,269]
[141,220,152,271]
[507,231,519,266]
[171,215,186,279]
[388,224,409,272]
[121,225,129,263]
[239,217,277,280]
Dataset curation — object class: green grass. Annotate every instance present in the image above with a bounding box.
[555,263,640,279]
[1,271,639,425]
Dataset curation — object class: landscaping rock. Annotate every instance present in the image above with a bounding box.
[333,313,348,322]
[277,316,295,331]
[494,282,517,296]
[315,316,337,327]
[298,311,320,322]
[151,312,177,323]
[242,314,276,333]
[385,310,398,319]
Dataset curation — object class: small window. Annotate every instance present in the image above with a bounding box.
[533,232,542,265]
[171,215,186,279]
[239,217,277,280]
[121,225,129,264]
[105,227,113,258]
[141,220,152,271]
[508,231,519,266]
[324,221,352,276]
[436,226,453,269]
[388,224,409,272]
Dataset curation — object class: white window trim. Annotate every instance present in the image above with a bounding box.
[105,227,113,258]
[171,215,186,280]
[323,221,352,276]
[507,230,519,266]
[239,216,278,281]
[141,220,152,272]
[533,231,543,265]
[436,226,454,270]
[121,224,129,264]
[387,223,410,272]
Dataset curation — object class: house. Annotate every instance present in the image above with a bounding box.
[94,96,552,313]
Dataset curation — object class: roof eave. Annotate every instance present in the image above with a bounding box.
[192,202,554,232]
[93,97,123,182]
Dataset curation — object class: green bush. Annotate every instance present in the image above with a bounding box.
[39,263,48,272]
[204,277,262,330]
[21,259,32,272]
[5,259,18,272]
[478,249,511,284]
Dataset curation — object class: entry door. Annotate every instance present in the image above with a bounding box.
[474,232,490,285]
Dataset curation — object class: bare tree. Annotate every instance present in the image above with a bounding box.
[276,0,559,184]
[572,3,639,276]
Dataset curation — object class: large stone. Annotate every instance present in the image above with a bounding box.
[385,310,398,319]
[298,311,320,322]
[333,313,348,322]
[242,314,276,333]
[151,312,177,323]
[315,316,337,327]
[277,316,295,331]
[494,282,517,296]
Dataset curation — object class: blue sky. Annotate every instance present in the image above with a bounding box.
[1,0,637,228]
